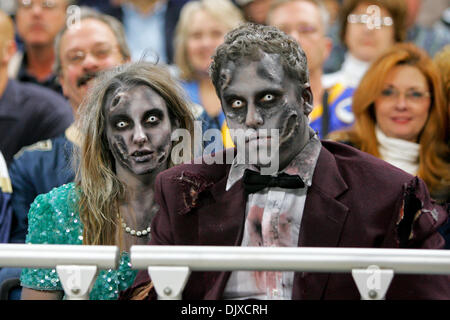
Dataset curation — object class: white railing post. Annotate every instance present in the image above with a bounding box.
[351,266,394,300]
[56,265,98,300]
[147,266,191,300]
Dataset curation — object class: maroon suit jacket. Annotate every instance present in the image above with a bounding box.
[121,141,450,300]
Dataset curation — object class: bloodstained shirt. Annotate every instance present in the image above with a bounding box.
[223,131,322,300]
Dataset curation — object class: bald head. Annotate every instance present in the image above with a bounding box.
[0,10,14,45]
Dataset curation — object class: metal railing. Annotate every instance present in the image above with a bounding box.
[0,244,119,300]
[130,246,450,300]
[1,244,449,300]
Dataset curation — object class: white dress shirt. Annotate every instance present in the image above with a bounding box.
[223,132,322,300]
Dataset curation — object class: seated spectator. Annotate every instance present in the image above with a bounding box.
[8,7,130,245]
[0,151,12,243]
[0,150,17,299]
[405,0,450,59]
[324,0,450,75]
[121,24,449,300]
[173,0,244,149]
[233,0,273,24]
[323,0,341,25]
[9,0,74,94]
[322,0,345,74]
[323,0,407,89]
[20,61,195,300]
[119,0,191,64]
[76,0,124,21]
[267,0,355,138]
[1,8,131,296]
[328,43,449,206]
[0,9,73,163]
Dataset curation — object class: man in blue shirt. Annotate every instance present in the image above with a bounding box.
[120,0,191,64]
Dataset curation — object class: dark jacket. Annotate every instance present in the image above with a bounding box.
[0,79,73,163]
[121,141,450,300]
[8,134,75,243]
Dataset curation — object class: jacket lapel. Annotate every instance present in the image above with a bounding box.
[198,172,247,246]
[293,146,349,299]
[195,146,350,299]
[198,163,247,299]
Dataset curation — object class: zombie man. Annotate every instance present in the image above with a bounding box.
[121,23,450,300]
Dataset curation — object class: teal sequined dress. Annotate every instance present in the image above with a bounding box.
[20,183,138,300]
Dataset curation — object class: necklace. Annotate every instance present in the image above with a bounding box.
[120,217,151,237]
[118,204,158,237]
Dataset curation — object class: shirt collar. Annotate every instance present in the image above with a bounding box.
[123,0,167,16]
[65,123,81,147]
[226,130,322,191]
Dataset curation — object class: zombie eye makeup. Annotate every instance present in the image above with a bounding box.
[110,115,131,130]
[231,99,246,109]
[261,94,274,102]
[147,115,158,123]
[259,91,282,105]
[143,109,164,125]
[116,120,129,129]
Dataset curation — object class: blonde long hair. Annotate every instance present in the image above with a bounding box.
[328,43,449,201]
[74,61,195,246]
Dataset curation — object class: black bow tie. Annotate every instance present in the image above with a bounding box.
[242,169,305,194]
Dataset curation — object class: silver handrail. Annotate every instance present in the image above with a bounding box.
[1,244,448,300]
[131,246,450,274]
[130,245,450,300]
[0,244,119,269]
[0,244,119,300]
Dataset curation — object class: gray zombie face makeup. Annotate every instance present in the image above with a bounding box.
[105,85,173,176]
[219,52,312,170]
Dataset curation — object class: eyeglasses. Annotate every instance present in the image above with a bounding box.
[380,87,431,103]
[18,0,59,10]
[65,45,118,66]
[293,25,318,34]
[280,25,319,36]
[347,14,393,29]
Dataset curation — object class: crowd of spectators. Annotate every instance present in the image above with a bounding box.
[0,0,448,300]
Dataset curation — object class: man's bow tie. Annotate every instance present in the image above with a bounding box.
[242,169,305,194]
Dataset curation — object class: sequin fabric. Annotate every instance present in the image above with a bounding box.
[20,183,137,300]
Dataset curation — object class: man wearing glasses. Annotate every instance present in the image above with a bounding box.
[7,7,130,256]
[267,0,356,138]
[10,0,74,93]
